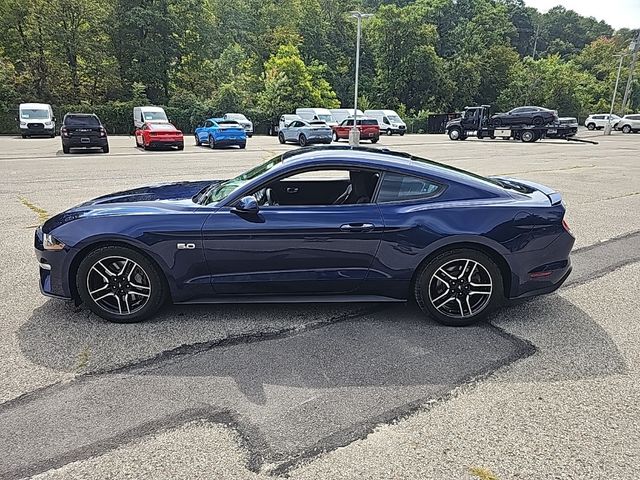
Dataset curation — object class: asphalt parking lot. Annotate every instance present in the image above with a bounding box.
[1,131,639,479]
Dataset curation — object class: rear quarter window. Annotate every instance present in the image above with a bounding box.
[377,173,443,203]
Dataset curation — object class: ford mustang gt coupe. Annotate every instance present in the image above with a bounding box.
[490,106,558,127]
[135,122,184,150]
[35,147,574,326]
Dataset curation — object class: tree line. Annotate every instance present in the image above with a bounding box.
[0,0,638,133]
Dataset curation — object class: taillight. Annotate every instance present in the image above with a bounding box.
[61,127,69,137]
[562,218,571,233]
[99,127,106,137]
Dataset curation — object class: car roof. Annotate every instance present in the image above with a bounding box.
[64,113,98,118]
[146,122,176,129]
[276,147,506,192]
[20,103,50,109]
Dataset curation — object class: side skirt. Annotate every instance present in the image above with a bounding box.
[175,294,407,305]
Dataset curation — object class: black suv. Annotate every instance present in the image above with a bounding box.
[60,114,109,154]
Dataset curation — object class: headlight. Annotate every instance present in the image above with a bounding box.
[20,121,27,127]
[45,121,53,126]
[43,233,65,251]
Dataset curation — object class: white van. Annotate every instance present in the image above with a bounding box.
[364,109,407,135]
[330,109,364,124]
[133,106,168,129]
[18,103,55,138]
[295,108,337,126]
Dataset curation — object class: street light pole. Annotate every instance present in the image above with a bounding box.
[605,53,626,135]
[349,11,373,147]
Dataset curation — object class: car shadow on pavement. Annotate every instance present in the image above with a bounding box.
[7,294,626,478]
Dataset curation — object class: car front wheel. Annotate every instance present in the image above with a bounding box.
[76,246,167,323]
[587,123,596,130]
[299,134,307,146]
[332,131,339,142]
[278,133,285,144]
[414,249,503,326]
[622,125,632,134]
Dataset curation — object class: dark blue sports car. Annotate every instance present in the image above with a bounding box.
[35,147,574,326]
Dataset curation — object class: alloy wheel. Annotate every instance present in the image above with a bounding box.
[86,256,151,316]
[428,258,492,319]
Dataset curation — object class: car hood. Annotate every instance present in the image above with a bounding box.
[43,180,221,232]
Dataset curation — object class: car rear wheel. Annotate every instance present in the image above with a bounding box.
[194,134,201,146]
[278,133,285,144]
[414,249,503,326]
[62,145,70,154]
[386,129,393,136]
[76,246,167,323]
[177,144,184,151]
[209,135,216,149]
[102,144,109,153]
[533,116,544,126]
[622,125,632,134]
[587,123,596,130]
[332,131,339,142]
[239,142,246,149]
[371,137,379,144]
[299,134,307,146]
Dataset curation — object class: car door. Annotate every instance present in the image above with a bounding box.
[285,121,299,141]
[201,167,384,295]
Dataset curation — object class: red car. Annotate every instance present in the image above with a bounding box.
[135,122,184,150]
[331,117,380,143]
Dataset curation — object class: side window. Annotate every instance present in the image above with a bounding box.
[376,173,442,203]
[383,116,390,124]
[205,121,213,127]
[345,119,354,126]
[594,115,604,120]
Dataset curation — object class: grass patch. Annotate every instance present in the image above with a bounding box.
[469,466,499,480]
[76,346,91,371]
[19,197,49,224]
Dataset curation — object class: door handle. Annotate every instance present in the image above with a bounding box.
[286,187,299,193]
[340,223,375,232]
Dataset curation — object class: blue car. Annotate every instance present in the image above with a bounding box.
[35,147,574,326]
[194,118,246,149]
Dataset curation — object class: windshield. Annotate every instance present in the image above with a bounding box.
[317,114,334,122]
[21,109,49,120]
[65,115,100,126]
[388,115,402,123]
[144,111,167,121]
[205,155,283,204]
[227,114,246,121]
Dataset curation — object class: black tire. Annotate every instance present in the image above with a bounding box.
[239,142,246,149]
[414,248,503,327]
[62,145,70,154]
[521,130,536,143]
[386,128,393,136]
[247,133,253,138]
[332,131,339,142]
[448,128,462,141]
[195,134,201,146]
[532,116,544,127]
[299,134,307,146]
[399,131,405,136]
[477,132,483,139]
[102,144,110,153]
[622,125,632,134]
[21,134,27,139]
[50,133,56,138]
[177,144,184,151]
[76,245,167,323]
[278,132,285,144]
[209,135,216,149]
[371,137,379,144]
[587,123,596,131]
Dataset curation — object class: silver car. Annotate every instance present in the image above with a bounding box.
[223,113,253,137]
[615,114,640,134]
[278,120,332,146]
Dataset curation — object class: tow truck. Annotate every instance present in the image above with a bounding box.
[446,105,583,143]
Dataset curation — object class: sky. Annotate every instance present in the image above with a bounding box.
[524,0,640,30]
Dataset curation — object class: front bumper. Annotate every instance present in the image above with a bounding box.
[34,228,73,300]
[22,126,55,136]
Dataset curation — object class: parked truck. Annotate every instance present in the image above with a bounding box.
[446,105,577,143]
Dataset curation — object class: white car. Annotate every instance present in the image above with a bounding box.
[223,113,253,137]
[615,114,640,134]
[584,114,620,130]
[364,109,407,136]
[18,103,55,138]
[133,106,168,130]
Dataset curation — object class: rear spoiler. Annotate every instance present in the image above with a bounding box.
[491,176,563,206]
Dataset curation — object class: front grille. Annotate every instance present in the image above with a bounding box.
[28,123,44,129]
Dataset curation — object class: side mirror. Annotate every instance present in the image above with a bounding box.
[231,196,259,215]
